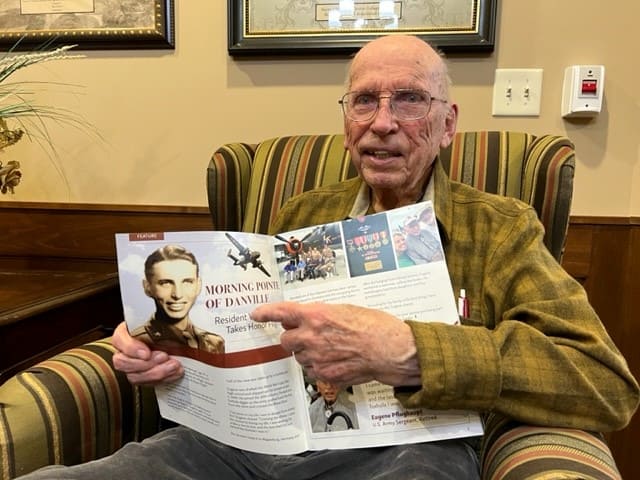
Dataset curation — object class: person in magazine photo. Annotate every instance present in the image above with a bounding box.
[130,244,225,354]
[402,214,444,264]
[309,380,359,433]
[392,231,416,268]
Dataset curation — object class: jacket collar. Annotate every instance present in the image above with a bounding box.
[432,157,453,247]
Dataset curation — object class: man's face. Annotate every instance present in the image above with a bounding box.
[143,259,202,323]
[393,233,407,252]
[404,221,421,237]
[343,37,457,200]
[316,380,339,404]
[420,209,435,225]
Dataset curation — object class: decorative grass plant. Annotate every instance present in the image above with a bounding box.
[0,41,90,194]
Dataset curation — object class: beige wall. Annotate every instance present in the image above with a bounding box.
[4,2,639,216]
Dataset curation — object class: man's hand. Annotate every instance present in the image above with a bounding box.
[251,302,421,387]
[112,322,184,385]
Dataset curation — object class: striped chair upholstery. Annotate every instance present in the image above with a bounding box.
[208,134,357,235]
[0,339,160,479]
[207,131,575,261]
[481,413,620,480]
[440,131,576,262]
[207,142,256,232]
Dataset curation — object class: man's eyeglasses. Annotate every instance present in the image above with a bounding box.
[338,89,447,122]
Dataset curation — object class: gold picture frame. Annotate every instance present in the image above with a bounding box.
[0,0,174,50]
[228,0,497,56]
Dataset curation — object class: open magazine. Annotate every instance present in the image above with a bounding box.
[115,200,483,455]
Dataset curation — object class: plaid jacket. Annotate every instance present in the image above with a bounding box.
[269,159,639,432]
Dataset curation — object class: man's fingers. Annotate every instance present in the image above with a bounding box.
[126,365,183,385]
[112,350,167,372]
[251,301,307,329]
[111,323,184,387]
[113,351,183,385]
[303,365,317,380]
[112,322,152,360]
[280,329,303,353]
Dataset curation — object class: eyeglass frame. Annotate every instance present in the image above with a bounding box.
[338,89,447,122]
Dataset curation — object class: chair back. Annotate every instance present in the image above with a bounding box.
[208,131,575,261]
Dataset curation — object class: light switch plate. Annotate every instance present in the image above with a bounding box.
[492,69,543,116]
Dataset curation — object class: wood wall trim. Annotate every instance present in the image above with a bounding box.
[569,215,638,226]
[1,202,213,261]
[0,201,210,214]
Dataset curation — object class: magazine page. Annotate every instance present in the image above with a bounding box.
[115,231,310,454]
[274,201,484,450]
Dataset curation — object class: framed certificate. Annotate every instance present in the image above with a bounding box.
[228,0,497,56]
[0,0,174,50]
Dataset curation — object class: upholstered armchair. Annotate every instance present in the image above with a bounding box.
[208,132,575,262]
[0,131,621,479]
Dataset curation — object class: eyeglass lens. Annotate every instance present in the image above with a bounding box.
[341,90,433,121]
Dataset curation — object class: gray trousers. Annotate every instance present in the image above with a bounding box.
[18,426,481,480]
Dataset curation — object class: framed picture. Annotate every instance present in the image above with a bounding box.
[0,0,175,50]
[228,0,497,56]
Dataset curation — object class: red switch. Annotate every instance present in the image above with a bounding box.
[581,79,598,94]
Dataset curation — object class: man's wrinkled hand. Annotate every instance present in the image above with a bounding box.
[251,301,421,388]
[112,322,184,385]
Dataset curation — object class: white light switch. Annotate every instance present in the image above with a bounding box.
[492,69,543,116]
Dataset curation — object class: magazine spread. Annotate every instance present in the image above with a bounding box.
[115,200,483,455]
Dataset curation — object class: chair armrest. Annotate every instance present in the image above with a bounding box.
[480,413,621,479]
[207,142,256,231]
[0,338,160,479]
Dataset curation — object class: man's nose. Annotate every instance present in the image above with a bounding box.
[370,97,397,130]
[377,96,394,115]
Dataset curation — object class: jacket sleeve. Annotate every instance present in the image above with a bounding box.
[397,208,639,432]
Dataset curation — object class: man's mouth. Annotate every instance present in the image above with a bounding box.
[365,150,398,159]
[167,303,186,312]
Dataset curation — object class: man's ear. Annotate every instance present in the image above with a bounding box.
[196,277,203,296]
[143,278,152,298]
[440,102,459,149]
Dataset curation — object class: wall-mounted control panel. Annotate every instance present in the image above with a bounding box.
[561,65,605,118]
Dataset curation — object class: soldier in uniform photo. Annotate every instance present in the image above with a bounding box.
[130,244,225,354]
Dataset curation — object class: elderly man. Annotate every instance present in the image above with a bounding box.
[18,35,638,480]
